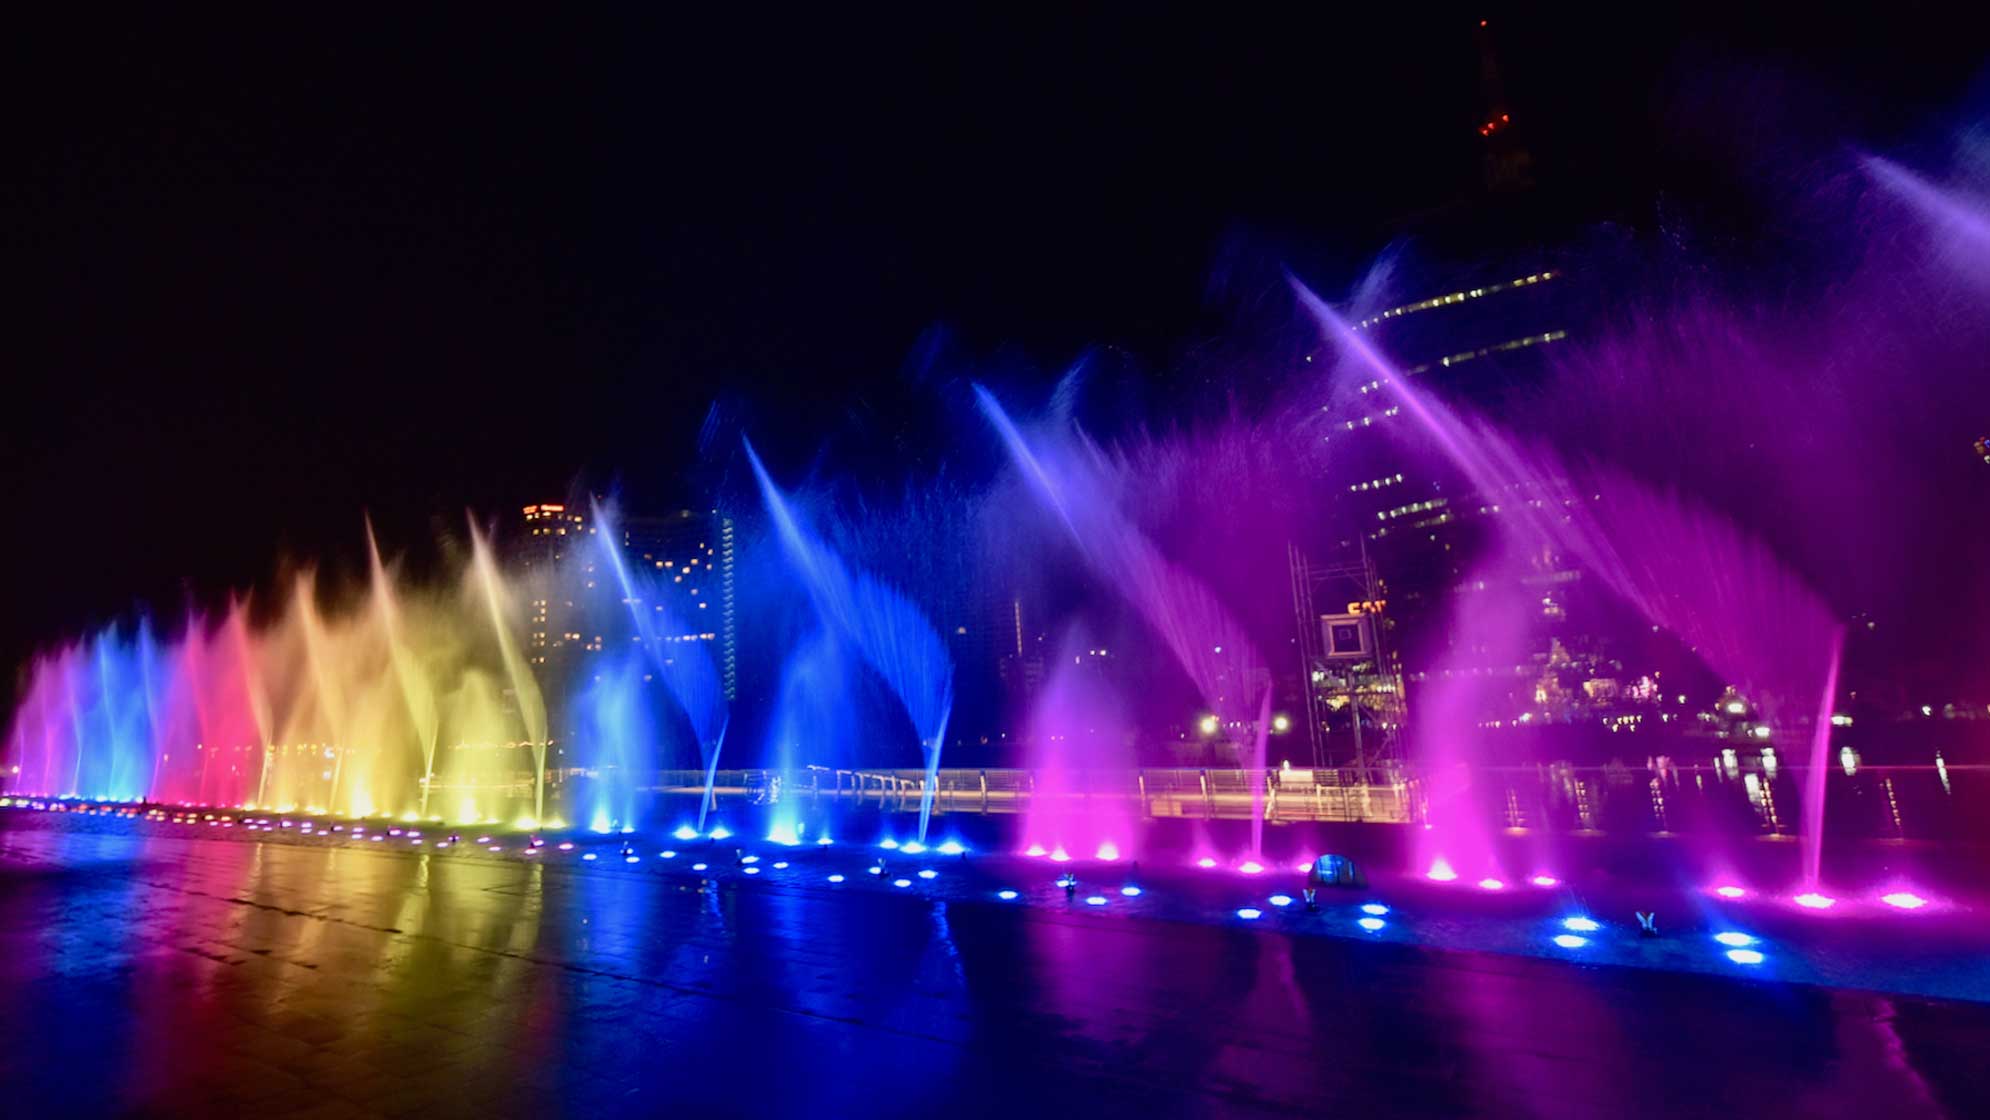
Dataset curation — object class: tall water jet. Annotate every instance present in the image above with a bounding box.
[588,501,730,832]
[764,629,846,843]
[1295,278,1844,883]
[367,524,441,818]
[468,518,549,824]
[975,385,1272,856]
[1021,631,1137,861]
[745,441,953,840]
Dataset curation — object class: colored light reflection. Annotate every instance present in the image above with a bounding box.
[1726,949,1766,965]
[1794,892,1836,910]
[1357,917,1385,932]
[660,850,677,858]
[772,861,789,869]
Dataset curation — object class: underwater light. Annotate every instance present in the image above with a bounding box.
[828,874,846,883]
[816,836,833,846]
[1477,878,1505,891]
[937,841,966,855]
[772,861,789,870]
[1794,892,1836,910]
[692,862,709,871]
[673,826,699,841]
[1881,892,1928,910]
[1530,875,1560,888]
[1024,844,1047,857]
[743,866,760,875]
[624,855,639,864]
[740,855,760,865]
[1358,917,1386,931]
[1714,885,1747,899]
[558,842,574,851]
[1427,862,1458,882]
[1121,886,1142,897]
[1713,932,1757,947]
[901,841,927,854]
[997,889,1019,901]
[1563,917,1601,933]
[1239,861,1264,875]
[1270,894,1293,907]
[1049,848,1071,863]
[1196,857,1217,869]
[708,826,732,841]
[1552,934,1588,949]
[1360,903,1390,916]
[582,853,597,861]
[880,839,901,851]
[917,869,938,880]
[1085,895,1108,906]
[1096,843,1120,861]
[660,850,677,858]
[1725,948,1766,965]
[1236,908,1263,920]
[868,866,882,875]
[893,878,912,888]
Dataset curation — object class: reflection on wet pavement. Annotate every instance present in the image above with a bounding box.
[3,818,1986,1118]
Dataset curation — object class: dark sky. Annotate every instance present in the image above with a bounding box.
[4,7,1982,698]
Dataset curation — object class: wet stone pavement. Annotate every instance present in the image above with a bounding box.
[3,817,1987,1118]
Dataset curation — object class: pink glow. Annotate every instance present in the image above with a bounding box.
[1713,885,1747,899]
[1024,844,1047,858]
[1477,878,1505,891]
[1048,847,1071,863]
[1794,892,1836,910]
[1426,859,1458,883]
[1095,842,1120,861]
[1529,875,1559,888]
[1880,892,1928,910]
[1196,857,1217,869]
[1239,861,1264,875]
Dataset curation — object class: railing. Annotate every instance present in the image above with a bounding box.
[567,765,1417,825]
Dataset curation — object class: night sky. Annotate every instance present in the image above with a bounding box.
[5,8,1984,705]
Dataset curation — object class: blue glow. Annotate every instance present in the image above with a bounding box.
[582,853,597,861]
[1360,903,1389,916]
[740,855,760,864]
[827,874,846,883]
[816,836,833,846]
[880,838,900,851]
[692,862,709,871]
[1120,886,1142,897]
[867,866,882,875]
[772,861,789,869]
[624,855,640,864]
[1563,917,1601,932]
[893,878,912,888]
[1552,934,1588,948]
[1726,948,1766,965]
[744,866,761,875]
[1269,894,1293,907]
[1237,908,1263,920]
[937,840,966,855]
[1713,931,1758,947]
[1085,895,1108,906]
[997,889,1019,901]
[901,841,927,854]
[708,826,732,841]
[917,869,938,880]
[1357,917,1385,931]
[673,825,699,841]
[660,850,677,858]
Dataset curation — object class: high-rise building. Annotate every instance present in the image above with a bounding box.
[617,510,738,701]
